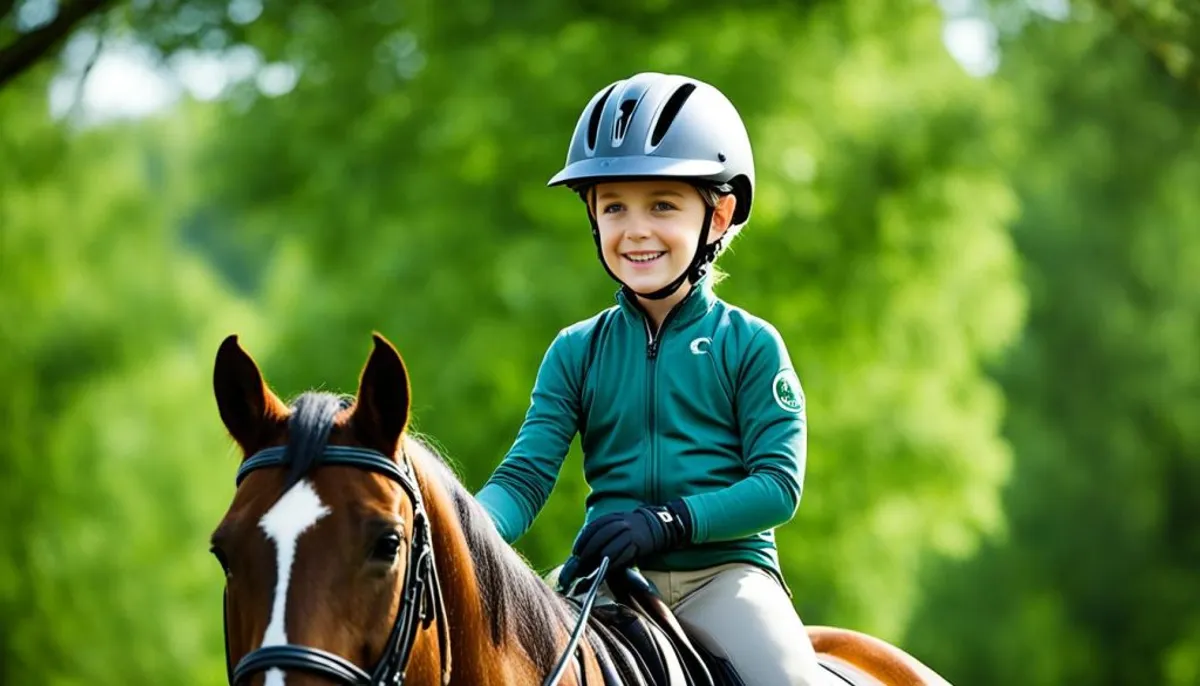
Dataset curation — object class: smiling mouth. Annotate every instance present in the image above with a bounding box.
[624,251,666,264]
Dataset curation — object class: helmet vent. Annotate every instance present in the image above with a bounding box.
[649,83,696,148]
[612,98,638,145]
[587,84,617,151]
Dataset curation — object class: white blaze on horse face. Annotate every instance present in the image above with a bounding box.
[258,479,331,686]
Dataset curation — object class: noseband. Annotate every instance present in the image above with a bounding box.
[223,444,451,685]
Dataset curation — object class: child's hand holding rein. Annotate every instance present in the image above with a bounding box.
[560,501,692,585]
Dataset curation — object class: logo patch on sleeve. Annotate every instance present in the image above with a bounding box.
[772,369,805,413]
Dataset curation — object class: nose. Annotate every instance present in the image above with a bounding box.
[623,215,653,240]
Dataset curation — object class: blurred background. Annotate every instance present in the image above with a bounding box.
[2,0,1199,683]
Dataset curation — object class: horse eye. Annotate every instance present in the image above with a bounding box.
[371,531,402,562]
[211,546,232,577]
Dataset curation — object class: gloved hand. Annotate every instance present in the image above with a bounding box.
[559,501,692,590]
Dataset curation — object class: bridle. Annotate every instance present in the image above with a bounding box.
[223,444,452,685]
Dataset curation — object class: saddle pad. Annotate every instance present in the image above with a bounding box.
[586,612,652,686]
[593,603,688,686]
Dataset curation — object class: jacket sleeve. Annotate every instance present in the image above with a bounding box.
[475,329,582,543]
[681,323,806,543]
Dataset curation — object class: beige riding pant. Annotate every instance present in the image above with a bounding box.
[556,562,823,685]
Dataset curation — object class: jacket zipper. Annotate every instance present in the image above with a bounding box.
[644,319,657,502]
[643,302,684,504]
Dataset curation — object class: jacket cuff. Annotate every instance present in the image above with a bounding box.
[665,499,694,545]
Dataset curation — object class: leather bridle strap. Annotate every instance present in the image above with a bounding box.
[235,646,372,682]
[235,445,410,486]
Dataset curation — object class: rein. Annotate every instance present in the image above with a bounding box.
[542,556,610,686]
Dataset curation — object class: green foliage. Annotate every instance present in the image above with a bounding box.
[0,71,259,684]
[905,11,1200,686]
[3,0,1198,683]
[1087,0,1200,87]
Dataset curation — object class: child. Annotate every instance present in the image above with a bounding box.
[476,71,821,684]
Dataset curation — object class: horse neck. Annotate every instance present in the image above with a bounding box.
[406,442,546,685]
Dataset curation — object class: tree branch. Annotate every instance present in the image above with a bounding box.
[1090,0,1200,93]
[1,0,19,24]
[0,0,115,91]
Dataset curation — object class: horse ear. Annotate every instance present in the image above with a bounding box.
[351,333,411,454]
[213,335,287,453]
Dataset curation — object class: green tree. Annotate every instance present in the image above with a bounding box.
[0,71,260,684]
[906,11,1200,685]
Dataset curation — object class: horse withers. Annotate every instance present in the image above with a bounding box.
[210,332,952,686]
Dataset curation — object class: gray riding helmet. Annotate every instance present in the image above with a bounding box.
[547,72,755,226]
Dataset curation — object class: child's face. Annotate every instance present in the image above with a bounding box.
[591,180,735,296]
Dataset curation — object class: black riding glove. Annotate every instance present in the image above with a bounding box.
[559,500,692,590]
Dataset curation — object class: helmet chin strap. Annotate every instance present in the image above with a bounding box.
[588,204,720,301]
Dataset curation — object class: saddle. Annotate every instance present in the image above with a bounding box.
[562,566,743,686]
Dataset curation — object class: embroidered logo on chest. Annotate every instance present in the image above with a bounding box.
[772,369,804,413]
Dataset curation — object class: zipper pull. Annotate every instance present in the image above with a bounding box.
[647,340,660,359]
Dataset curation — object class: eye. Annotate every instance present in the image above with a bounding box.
[371,531,403,563]
[601,202,624,214]
[652,201,677,212]
[211,546,231,577]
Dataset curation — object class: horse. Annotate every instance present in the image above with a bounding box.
[210,332,953,685]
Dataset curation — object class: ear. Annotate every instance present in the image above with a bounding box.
[351,333,411,454]
[708,193,738,242]
[213,335,287,453]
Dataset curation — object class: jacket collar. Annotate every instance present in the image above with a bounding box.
[616,274,717,331]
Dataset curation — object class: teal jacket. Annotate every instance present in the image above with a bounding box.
[476,277,807,578]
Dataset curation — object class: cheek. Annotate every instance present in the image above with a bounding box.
[596,223,623,254]
[662,223,700,253]
[358,567,406,649]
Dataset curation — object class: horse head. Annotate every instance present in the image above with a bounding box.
[210,333,449,685]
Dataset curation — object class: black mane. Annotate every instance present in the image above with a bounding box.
[411,434,583,675]
[281,392,353,490]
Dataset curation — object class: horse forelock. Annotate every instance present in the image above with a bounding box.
[281,391,354,489]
